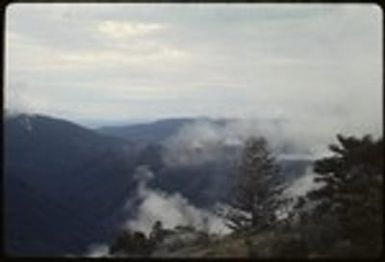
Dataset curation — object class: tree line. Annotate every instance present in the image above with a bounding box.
[224,133,383,257]
[108,133,383,258]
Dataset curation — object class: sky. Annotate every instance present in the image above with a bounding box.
[5,3,383,135]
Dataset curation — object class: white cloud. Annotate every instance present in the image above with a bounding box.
[284,166,325,197]
[97,20,164,38]
[125,166,230,236]
[85,243,110,258]
[161,118,332,169]
[5,3,382,142]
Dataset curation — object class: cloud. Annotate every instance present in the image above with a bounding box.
[283,166,324,198]
[125,166,230,236]
[5,3,382,140]
[84,243,111,258]
[161,118,334,169]
[4,81,55,116]
[160,115,382,170]
[97,20,164,38]
[56,49,184,66]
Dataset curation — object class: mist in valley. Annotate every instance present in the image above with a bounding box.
[4,3,382,258]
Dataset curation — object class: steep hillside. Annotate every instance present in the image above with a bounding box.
[4,114,138,255]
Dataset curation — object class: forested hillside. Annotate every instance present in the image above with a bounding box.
[5,114,381,258]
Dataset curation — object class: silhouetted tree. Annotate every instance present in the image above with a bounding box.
[149,220,165,243]
[225,137,285,232]
[307,134,383,256]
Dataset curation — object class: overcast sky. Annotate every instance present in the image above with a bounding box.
[5,3,382,135]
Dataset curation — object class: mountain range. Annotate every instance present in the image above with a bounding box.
[4,113,312,256]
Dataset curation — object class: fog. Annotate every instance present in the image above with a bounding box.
[161,118,336,170]
[124,166,231,236]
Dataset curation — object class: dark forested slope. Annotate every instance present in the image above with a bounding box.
[4,114,137,255]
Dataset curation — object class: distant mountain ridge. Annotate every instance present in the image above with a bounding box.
[96,117,298,153]
[4,113,312,256]
[97,117,216,146]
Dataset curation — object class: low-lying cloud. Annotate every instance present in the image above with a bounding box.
[161,118,326,168]
[284,165,324,198]
[124,165,231,236]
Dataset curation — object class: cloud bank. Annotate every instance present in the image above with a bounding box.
[161,117,349,168]
[124,166,231,236]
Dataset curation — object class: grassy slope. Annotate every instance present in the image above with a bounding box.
[151,230,330,258]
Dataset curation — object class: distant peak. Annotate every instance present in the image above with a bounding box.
[5,110,38,119]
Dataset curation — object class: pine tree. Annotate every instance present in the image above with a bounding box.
[225,137,284,232]
[307,134,383,256]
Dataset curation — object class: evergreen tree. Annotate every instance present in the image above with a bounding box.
[225,137,284,232]
[307,134,383,256]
